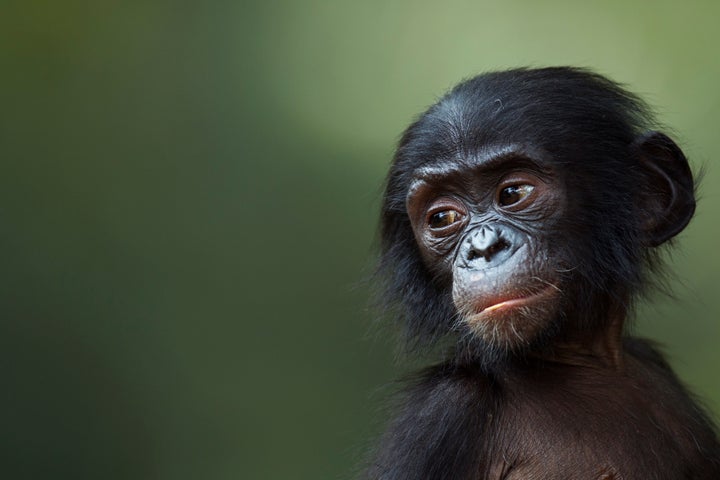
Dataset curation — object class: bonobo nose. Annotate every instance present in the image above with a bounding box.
[462,226,512,267]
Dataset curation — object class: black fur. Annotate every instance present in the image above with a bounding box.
[365,67,720,479]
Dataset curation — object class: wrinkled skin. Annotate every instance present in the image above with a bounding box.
[406,147,565,351]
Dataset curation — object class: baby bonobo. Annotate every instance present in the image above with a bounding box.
[365,67,720,479]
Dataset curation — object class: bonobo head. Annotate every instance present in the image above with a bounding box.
[378,67,695,364]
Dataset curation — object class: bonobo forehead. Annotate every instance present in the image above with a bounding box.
[408,143,551,190]
[396,67,648,174]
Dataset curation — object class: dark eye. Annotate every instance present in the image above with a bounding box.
[428,210,462,229]
[498,184,535,207]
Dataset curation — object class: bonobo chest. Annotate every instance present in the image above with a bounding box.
[484,354,714,479]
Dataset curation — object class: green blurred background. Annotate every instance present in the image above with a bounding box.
[2,1,719,478]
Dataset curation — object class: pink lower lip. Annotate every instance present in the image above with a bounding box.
[483,300,517,312]
[480,286,556,314]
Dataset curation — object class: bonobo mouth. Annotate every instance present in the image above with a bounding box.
[483,286,556,312]
[465,285,559,324]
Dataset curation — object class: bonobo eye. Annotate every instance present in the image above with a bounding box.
[415,197,467,238]
[429,210,462,229]
[498,184,535,207]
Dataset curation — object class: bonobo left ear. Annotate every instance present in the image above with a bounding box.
[632,131,696,247]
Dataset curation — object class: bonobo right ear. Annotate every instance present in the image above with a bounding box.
[632,131,696,247]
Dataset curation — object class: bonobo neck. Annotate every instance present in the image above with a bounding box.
[538,305,626,370]
[453,301,628,372]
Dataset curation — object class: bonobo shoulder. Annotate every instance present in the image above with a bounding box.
[403,361,499,402]
[623,336,673,371]
[393,361,500,423]
[363,362,497,480]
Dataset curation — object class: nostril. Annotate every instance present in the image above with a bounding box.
[466,234,510,263]
[483,238,509,260]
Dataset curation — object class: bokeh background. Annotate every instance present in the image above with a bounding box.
[2,1,719,479]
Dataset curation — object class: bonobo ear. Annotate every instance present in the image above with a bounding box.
[632,131,696,247]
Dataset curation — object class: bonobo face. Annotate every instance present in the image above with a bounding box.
[406,146,565,350]
[382,68,697,358]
